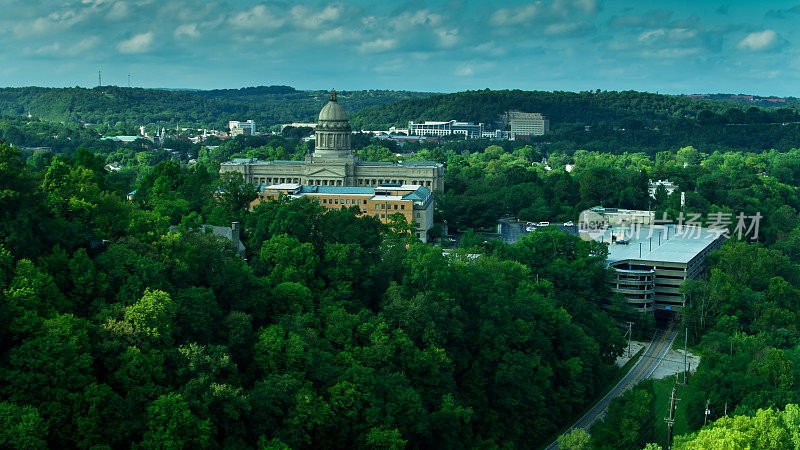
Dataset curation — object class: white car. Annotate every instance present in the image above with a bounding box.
[563,221,574,227]
[537,221,550,227]
[525,225,536,232]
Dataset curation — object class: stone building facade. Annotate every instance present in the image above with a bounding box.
[219,90,445,192]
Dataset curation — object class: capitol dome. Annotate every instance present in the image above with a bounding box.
[314,89,353,159]
[318,89,348,122]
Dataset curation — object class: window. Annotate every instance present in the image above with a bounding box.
[345,199,349,205]
[394,205,398,210]
[334,199,339,204]
[400,205,405,210]
[416,213,420,218]
[381,204,385,209]
[381,214,385,218]
[322,199,327,204]
[375,204,379,210]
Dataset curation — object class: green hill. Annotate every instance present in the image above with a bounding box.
[0,85,434,130]
[348,89,799,130]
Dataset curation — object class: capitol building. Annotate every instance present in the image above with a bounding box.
[219,90,445,192]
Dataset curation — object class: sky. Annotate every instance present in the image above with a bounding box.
[1,0,799,96]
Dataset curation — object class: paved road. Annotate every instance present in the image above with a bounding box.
[497,220,578,245]
[543,322,678,449]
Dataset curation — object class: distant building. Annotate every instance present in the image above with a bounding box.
[229,120,256,137]
[408,120,485,138]
[280,122,317,131]
[593,225,726,313]
[648,180,679,198]
[251,183,434,242]
[375,134,441,145]
[102,136,153,144]
[508,111,549,138]
[220,90,445,192]
[589,206,655,227]
[169,222,246,258]
[482,130,511,140]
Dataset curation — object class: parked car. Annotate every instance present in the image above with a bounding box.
[537,221,550,227]
[525,225,536,232]
[563,221,574,227]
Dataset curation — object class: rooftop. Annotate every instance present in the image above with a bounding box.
[589,225,726,264]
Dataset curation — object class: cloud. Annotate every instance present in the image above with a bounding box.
[106,1,129,20]
[544,21,592,35]
[765,5,800,19]
[454,61,495,76]
[291,4,343,29]
[316,26,360,43]
[737,30,786,52]
[435,27,459,47]
[491,0,598,27]
[174,23,200,39]
[358,38,397,54]
[229,4,283,30]
[609,10,672,28]
[117,31,154,54]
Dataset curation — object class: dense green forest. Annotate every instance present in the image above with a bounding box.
[3,85,800,447]
[0,85,433,133]
[349,89,800,131]
[1,142,627,447]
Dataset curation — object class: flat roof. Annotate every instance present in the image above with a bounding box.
[588,225,726,264]
[265,183,301,190]
[371,195,404,201]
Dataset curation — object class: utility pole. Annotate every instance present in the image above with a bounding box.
[683,327,688,385]
[724,402,728,416]
[98,69,102,87]
[627,322,633,357]
[704,399,711,426]
[666,374,678,448]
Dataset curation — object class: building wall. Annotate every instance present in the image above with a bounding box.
[220,160,445,192]
[609,233,726,313]
[509,112,549,137]
[249,187,434,242]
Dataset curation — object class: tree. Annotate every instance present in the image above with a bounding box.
[0,402,48,449]
[139,393,212,449]
[557,429,591,449]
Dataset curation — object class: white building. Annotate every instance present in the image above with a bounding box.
[229,120,256,137]
[648,180,679,198]
[408,120,485,138]
[508,111,549,138]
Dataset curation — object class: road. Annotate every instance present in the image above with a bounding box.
[497,219,578,245]
[543,322,678,449]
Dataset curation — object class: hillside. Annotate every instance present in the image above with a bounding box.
[0,85,434,130]
[348,89,799,130]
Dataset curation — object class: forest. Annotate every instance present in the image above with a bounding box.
[3,85,800,447]
[348,89,800,130]
[0,86,433,133]
[1,142,626,448]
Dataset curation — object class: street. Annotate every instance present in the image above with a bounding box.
[543,322,679,449]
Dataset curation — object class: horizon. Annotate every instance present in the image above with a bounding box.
[0,84,794,99]
[1,1,799,97]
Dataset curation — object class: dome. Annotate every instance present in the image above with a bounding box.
[318,89,348,122]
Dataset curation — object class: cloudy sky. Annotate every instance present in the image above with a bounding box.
[1,0,799,95]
